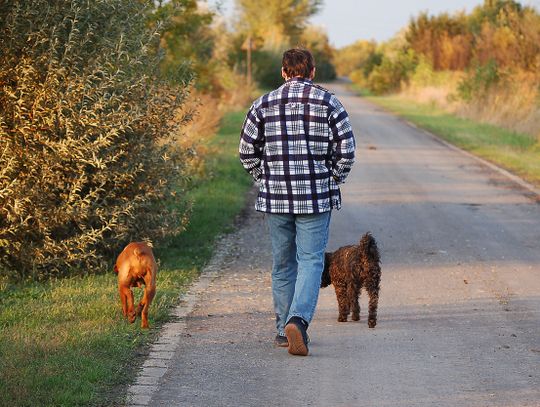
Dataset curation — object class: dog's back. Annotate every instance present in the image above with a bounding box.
[115,242,157,285]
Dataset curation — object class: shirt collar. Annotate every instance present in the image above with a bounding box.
[285,77,313,85]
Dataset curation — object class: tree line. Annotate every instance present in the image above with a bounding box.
[336,0,539,99]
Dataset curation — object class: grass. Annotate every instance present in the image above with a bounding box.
[357,89,540,187]
[0,110,253,407]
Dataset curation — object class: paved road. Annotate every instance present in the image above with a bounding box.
[146,83,540,406]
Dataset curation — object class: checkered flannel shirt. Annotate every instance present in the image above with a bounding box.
[239,77,355,214]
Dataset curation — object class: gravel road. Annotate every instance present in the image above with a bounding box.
[142,83,540,407]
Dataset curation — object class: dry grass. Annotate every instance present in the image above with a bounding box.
[402,70,539,143]
[454,72,540,142]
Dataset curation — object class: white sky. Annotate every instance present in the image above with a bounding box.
[207,0,540,48]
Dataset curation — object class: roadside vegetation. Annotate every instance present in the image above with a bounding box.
[0,111,252,407]
[2,0,538,405]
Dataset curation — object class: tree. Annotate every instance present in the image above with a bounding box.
[407,11,472,70]
[334,40,377,77]
[148,0,221,93]
[232,0,324,88]
[235,0,322,50]
[300,26,336,81]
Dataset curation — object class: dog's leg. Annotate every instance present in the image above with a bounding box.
[125,288,136,324]
[368,292,379,328]
[367,272,381,328]
[119,286,129,317]
[334,284,349,322]
[119,285,135,322]
[350,283,360,321]
[140,274,156,329]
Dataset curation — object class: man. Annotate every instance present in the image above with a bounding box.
[239,48,355,356]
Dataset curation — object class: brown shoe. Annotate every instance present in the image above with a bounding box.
[285,317,309,356]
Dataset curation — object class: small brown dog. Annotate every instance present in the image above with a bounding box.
[114,242,157,329]
[321,233,381,327]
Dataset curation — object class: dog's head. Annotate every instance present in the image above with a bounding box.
[320,252,332,288]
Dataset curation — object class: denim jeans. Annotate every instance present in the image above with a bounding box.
[266,211,331,336]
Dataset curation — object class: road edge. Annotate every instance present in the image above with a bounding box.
[404,119,540,199]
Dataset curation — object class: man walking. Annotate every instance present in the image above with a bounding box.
[239,48,355,356]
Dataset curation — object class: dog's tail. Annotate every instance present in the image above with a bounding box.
[360,232,380,267]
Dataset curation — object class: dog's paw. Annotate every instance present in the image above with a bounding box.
[351,314,360,321]
[337,316,348,322]
[368,319,377,328]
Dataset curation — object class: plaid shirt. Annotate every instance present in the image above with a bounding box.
[239,77,355,214]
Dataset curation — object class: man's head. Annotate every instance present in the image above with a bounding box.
[281,48,316,81]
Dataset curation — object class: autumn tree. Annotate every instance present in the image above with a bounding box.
[407,11,473,70]
[334,40,377,77]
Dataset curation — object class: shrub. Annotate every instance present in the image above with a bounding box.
[366,49,418,94]
[0,0,193,280]
[457,59,500,101]
[252,49,285,89]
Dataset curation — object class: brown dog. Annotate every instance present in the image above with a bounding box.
[114,242,157,329]
[321,233,381,327]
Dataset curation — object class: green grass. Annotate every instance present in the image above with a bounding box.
[356,89,540,187]
[0,111,253,407]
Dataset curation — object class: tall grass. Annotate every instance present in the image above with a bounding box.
[0,111,252,407]
[399,61,540,142]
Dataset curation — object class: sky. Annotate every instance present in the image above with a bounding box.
[207,0,540,48]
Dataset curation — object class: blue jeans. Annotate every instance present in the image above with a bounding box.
[266,211,331,336]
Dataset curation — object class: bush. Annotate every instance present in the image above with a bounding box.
[457,59,500,101]
[366,49,417,94]
[252,49,284,89]
[0,0,193,280]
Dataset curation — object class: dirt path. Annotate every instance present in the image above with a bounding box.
[130,83,540,407]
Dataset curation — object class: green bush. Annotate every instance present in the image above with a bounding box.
[366,49,418,94]
[252,49,285,89]
[457,59,500,101]
[0,0,193,281]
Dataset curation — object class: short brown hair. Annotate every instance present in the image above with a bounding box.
[282,48,315,79]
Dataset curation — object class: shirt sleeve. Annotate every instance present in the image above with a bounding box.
[328,97,355,183]
[239,105,264,181]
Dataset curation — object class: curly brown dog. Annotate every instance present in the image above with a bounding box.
[114,242,157,329]
[321,233,381,327]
